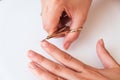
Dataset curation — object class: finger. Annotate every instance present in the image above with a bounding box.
[28,62,63,80]
[96,39,119,68]
[63,32,80,50]
[42,0,64,34]
[27,50,80,80]
[41,40,86,72]
[63,13,86,50]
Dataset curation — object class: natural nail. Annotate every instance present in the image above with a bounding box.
[99,39,104,46]
[41,40,48,47]
[27,50,35,57]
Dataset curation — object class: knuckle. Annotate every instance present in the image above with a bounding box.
[48,44,58,54]
[36,56,46,64]
[74,73,84,79]
[63,54,73,63]
[53,64,64,72]
[54,77,64,80]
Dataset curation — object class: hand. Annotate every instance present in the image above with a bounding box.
[27,39,120,80]
[41,0,92,49]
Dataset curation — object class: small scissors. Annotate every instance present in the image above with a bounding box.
[44,25,83,40]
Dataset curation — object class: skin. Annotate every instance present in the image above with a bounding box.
[41,0,92,49]
[27,39,120,80]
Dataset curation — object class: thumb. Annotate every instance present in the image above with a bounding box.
[96,39,119,68]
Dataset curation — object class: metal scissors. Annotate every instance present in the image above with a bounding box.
[44,25,83,40]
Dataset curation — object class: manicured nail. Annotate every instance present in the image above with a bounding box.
[29,62,37,69]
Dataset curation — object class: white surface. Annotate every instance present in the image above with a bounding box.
[0,0,120,80]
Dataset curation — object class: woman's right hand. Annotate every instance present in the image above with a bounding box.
[41,0,92,50]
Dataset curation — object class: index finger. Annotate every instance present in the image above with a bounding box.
[41,40,86,72]
[42,0,64,34]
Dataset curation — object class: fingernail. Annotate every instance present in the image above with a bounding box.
[41,40,48,47]
[64,42,70,50]
[41,40,51,52]
[29,63,37,69]
[27,50,35,57]
[41,40,55,53]
[99,39,104,46]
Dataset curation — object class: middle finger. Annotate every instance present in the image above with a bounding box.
[27,50,81,80]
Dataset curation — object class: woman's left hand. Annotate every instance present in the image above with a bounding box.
[27,39,120,80]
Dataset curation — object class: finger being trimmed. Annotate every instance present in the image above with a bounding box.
[41,40,86,72]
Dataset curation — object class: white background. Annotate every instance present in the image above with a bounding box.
[0,0,120,80]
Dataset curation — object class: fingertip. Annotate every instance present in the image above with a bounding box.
[97,39,104,48]
[27,50,34,58]
[27,50,34,53]
[41,40,55,53]
[28,62,38,69]
[43,22,57,35]
[63,41,71,50]
[96,38,107,55]
[63,33,79,50]
[41,40,49,48]
[28,62,33,68]
[99,39,104,46]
